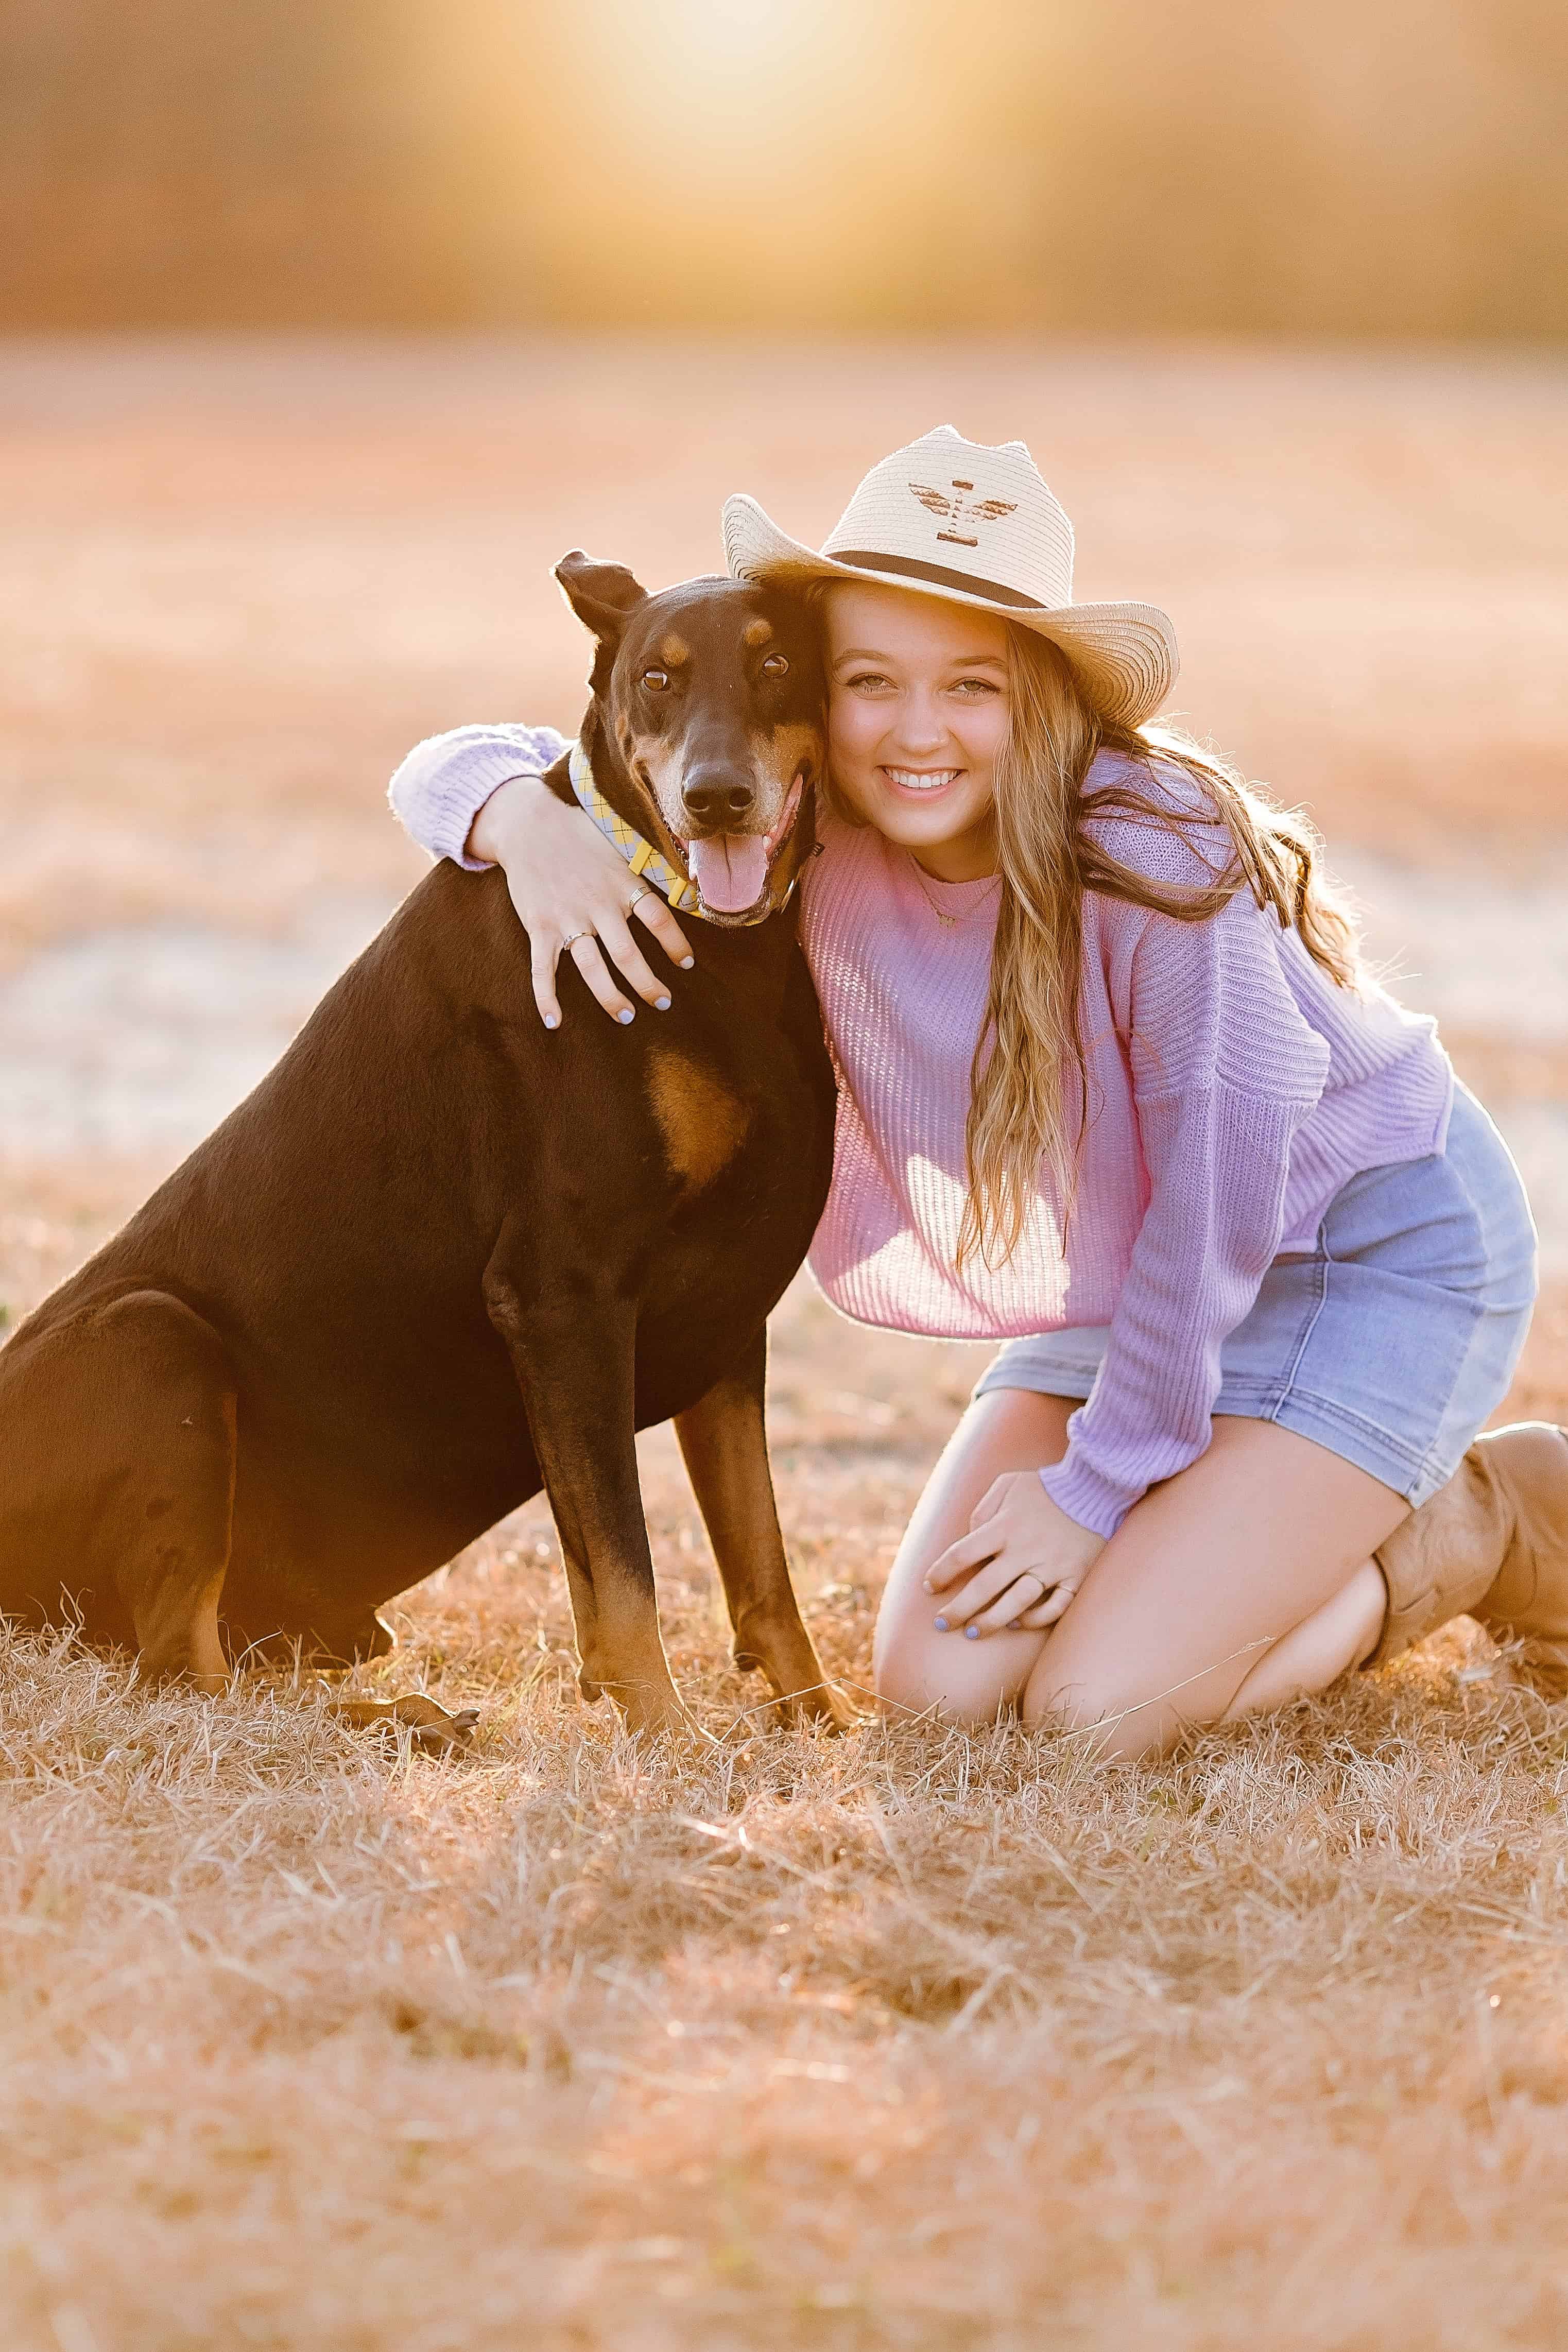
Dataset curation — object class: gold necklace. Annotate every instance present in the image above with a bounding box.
[909,857,1002,930]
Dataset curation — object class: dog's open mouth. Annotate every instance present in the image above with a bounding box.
[684,769,807,918]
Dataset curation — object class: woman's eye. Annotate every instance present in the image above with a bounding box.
[761,653,789,677]
[954,677,1001,696]
[845,671,892,692]
[641,667,670,692]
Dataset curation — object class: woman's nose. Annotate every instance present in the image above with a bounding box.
[889,694,950,754]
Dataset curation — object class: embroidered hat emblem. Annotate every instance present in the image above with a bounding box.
[909,478,1019,548]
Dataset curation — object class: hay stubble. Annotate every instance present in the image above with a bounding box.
[4,1216,1568,2349]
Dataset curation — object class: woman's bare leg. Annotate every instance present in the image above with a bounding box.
[875,1399,1405,1746]
[1222,1558,1388,1719]
[1022,1417,1409,1758]
[874,1389,1074,1723]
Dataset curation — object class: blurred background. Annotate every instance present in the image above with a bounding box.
[0,0,1565,1344]
[4,0,1566,336]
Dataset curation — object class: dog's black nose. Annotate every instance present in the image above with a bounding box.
[682,767,755,828]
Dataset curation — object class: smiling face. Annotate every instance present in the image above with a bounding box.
[825,582,1012,882]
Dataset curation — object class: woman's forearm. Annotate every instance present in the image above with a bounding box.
[387,723,570,869]
[468,774,565,867]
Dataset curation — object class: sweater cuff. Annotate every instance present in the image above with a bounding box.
[1038,1450,1139,1542]
[387,728,567,871]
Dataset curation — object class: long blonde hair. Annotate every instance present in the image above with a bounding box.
[951,627,1363,1267]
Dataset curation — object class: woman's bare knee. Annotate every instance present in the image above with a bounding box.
[872,1387,1073,1726]
[1019,1650,1177,1759]
[875,1608,1041,1728]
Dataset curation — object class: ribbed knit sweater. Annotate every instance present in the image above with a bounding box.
[388,724,1454,1538]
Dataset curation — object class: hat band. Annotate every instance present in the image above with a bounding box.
[828,548,1046,611]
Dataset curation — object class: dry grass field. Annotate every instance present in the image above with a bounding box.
[2,336,1568,2350]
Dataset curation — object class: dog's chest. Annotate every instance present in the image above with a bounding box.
[633,1018,832,1331]
[645,1042,753,1195]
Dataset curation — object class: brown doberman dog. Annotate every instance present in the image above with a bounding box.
[0,555,853,1743]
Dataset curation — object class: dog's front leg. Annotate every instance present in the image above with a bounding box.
[483,1257,691,1741]
[675,1330,856,1732]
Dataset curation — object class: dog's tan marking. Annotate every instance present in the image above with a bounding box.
[743,616,774,647]
[749,718,820,798]
[623,734,691,859]
[659,631,691,667]
[648,1046,750,1192]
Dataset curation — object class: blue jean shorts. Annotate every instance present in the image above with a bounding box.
[972,1080,1540,1508]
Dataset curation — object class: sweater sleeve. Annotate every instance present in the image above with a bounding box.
[1037,876,1332,1540]
[387,723,570,870]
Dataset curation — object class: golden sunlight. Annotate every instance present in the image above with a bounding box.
[547,0,858,170]
[458,0,1042,324]
[4,0,1564,333]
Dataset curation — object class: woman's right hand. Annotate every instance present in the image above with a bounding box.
[468,777,696,1030]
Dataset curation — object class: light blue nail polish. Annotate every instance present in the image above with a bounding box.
[617,1008,634,1024]
[680,956,695,969]
[656,994,671,1010]
[964,1625,980,1640]
[544,1014,559,1031]
[933,1615,949,1632]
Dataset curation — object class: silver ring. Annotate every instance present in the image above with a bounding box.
[561,928,590,949]
[627,886,654,911]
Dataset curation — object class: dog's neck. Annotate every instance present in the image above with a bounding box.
[578,704,691,880]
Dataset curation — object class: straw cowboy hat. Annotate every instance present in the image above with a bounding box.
[722,424,1177,729]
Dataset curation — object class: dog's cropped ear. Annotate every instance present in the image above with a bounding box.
[554,551,648,648]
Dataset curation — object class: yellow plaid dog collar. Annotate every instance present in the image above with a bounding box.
[568,740,701,916]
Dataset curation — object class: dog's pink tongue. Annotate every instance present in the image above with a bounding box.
[688,834,768,914]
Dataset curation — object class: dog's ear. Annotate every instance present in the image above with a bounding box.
[554,551,648,648]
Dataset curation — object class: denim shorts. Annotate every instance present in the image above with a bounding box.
[972,1080,1540,1508]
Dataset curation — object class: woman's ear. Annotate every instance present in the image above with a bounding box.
[554,551,648,649]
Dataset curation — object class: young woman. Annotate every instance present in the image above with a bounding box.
[389,426,1564,1758]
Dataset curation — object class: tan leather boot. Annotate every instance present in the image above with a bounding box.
[1368,1423,1568,1671]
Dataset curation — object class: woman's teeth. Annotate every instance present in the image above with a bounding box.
[886,767,960,792]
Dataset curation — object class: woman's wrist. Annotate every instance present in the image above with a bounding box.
[466,773,554,867]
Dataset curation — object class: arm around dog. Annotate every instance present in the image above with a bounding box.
[388,723,696,1028]
[388,722,568,869]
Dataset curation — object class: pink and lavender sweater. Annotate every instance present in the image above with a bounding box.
[388,725,1454,1539]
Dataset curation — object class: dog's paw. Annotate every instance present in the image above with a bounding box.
[397,1698,480,1755]
[622,1701,713,1749]
[771,1682,860,1736]
[334,1694,479,1756]
[817,1685,861,1735]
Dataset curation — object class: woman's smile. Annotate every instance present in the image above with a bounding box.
[883,764,964,796]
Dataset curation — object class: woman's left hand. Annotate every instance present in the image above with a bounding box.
[924,1472,1107,1639]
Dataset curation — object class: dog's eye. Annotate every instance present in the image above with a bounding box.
[641,667,670,692]
[761,654,789,677]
